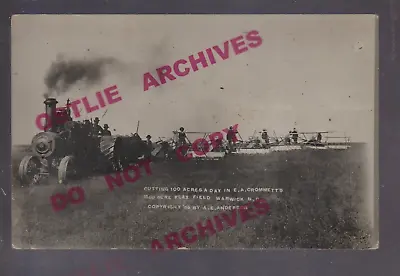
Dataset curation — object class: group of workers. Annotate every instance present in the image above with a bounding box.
[53,101,112,136]
[285,128,299,144]
[171,126,238,152]
[260,128,323,145]
[82,117,112,136]
[83,123,324,154]
[77,120,324,149]
[170,126,320,149]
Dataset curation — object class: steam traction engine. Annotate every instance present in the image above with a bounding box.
[18,98,150,185]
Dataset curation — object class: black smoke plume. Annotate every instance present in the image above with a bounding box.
[43,56,120,98]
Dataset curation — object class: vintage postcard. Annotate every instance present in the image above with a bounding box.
[11,14,378,249]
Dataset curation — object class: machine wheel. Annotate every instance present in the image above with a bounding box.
[58,156,77,185]
[18,155,42,186]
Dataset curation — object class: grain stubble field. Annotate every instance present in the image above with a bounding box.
[11,143,374,249]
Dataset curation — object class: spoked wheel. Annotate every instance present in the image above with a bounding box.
[58,156,78,185]
[18,155,43,186]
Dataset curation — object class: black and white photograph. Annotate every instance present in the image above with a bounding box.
[11,14,378,249]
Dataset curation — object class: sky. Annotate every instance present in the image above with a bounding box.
[11,15,377,145]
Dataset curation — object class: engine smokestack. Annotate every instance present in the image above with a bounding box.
[43,98,58,132]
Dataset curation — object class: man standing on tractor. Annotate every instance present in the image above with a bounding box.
[177,127,187,146]
[83,120,92,136]
[317,132,322,143]
[146,135,153,149]
[261,129,269,147]
[93,117,104,136]
[226,126,237,152]
[145,135,153,159]
[102,124,112,136]
[291,128,298,144]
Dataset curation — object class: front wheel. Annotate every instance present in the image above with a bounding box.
[18,155,42,186]
[58,156,78,184]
